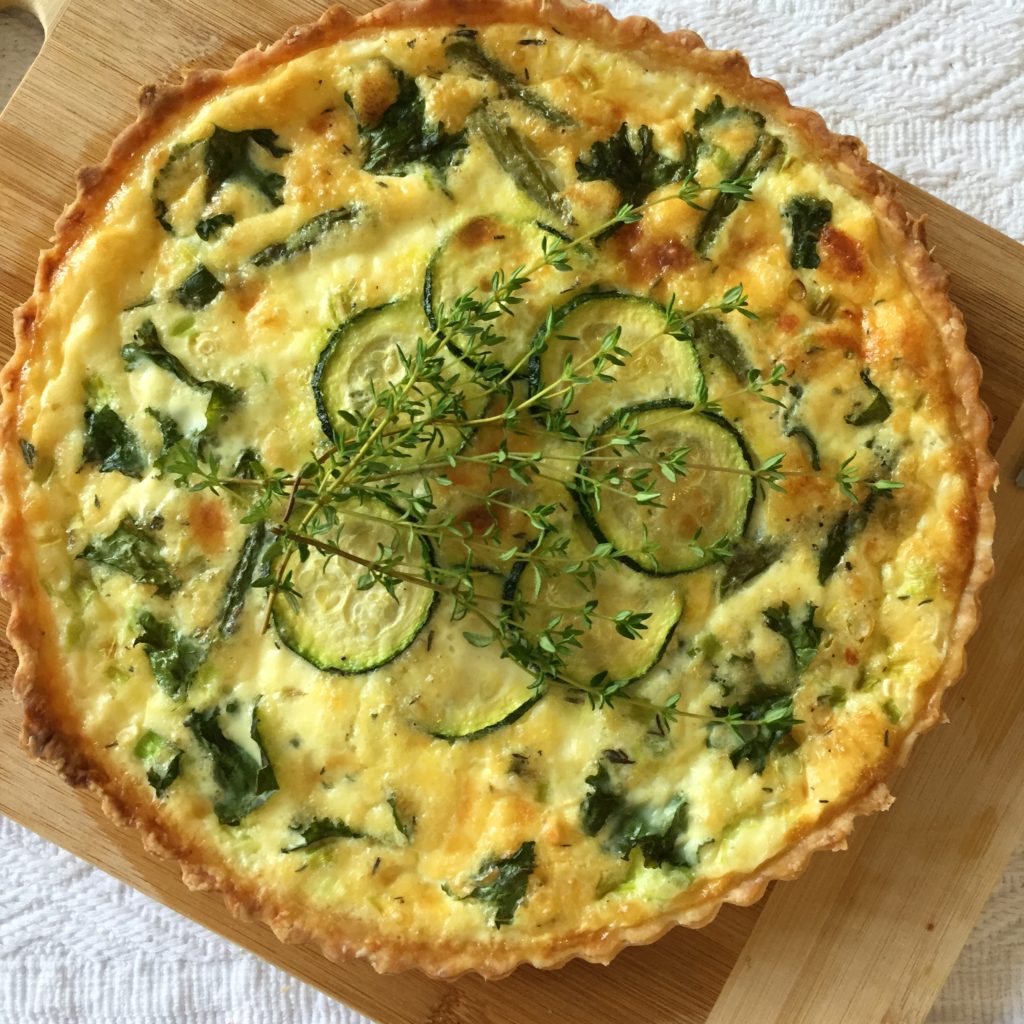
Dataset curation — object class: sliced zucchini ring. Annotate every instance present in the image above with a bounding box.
[272,499,437,674]
[402,572,540,741]
[529,293,704,435]
[502,529,684,687]
[577,400,754,575]
[424,216,571,373]
[313,299,478,454]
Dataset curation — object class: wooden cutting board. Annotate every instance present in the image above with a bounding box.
[2,1,1024,1021]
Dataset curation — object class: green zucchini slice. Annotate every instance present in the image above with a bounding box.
[403,573,540,741]
[424,216,568,373]
[502,530,684,687]
[313,299,478,454]
[577,400,753,575]
[529,293,704,435]
[272,499,437,674]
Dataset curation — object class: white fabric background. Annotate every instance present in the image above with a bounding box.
[1,1,1022,1021]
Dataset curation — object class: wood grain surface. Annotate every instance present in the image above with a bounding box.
[1,2,1023,1022]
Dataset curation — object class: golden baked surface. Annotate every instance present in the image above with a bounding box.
[0,0,995,977]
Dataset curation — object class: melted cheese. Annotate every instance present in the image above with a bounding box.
[12,21,979,958]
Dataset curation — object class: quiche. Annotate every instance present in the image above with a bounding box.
[0,0,996,979]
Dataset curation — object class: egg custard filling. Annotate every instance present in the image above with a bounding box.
[1,1,994,976]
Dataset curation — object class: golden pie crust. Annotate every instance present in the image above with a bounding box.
[0,0,997,978]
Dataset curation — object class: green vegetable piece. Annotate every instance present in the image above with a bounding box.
[79,517,179,597]
[446,841,536,928]
[133,729,183,797]
[845,370,892,427]
[469,109,568,220]
[818,499,874,584]
[124,320,240,418]
[174,264,224,310]
[720,539,783,597]
[359,69,468,179]
[581,763,693,868]
[218,522,269,637]
[19,438,35,468]
[82,405,147,478]
[134,611,207,701]
[195,213,235,241]
[251,206,356,267]
[204,126,289,206]
[763,602,822,672]
[281,817,363,852]
[445,39,572,127]
[709,686,800,772]
[782,195,833,269]
[689,313,751,380]
[695,131,782,258]
[146,407,184,454]
[783,385,821,470]
[388,793,415,841]
[186,702,279,826]
[576,122,687,207]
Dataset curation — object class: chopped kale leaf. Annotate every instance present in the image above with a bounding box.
[581,763,693,869]
[388,793,415,841]
[845,370,892,427]
[782,195,833,269]
[174,264,224,310]
[763,602,822,672]
[251,206,357,267]
[720,539,783,597]
[445,841,536,928]
[359,69,468,180]
[195,213,235,241]
[281,817,363,852]
[18,438,35,468]
[709,686,800,772]
[82,405,147,478]
[134,611,208,701]
[576,122,687,208]
[187,702,279,826]
[818,498,874,584]
[79,517,179,597]
[124,320,240,419]
[204,126,289,207]
[445,39,572,127]
[783,386,821,470]
[133,729,183,797]
[146,407,184,461]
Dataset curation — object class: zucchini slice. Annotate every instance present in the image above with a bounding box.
[403,573,540,741]
[502,529,684,687]
[577,400,753,575]
[272,499,437,674]
[424,216,568,373]
[530,293,704,435]
[313,299,477,453]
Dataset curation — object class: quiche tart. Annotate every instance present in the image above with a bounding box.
[0,0,996,978]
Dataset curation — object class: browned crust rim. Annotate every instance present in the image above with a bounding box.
[0,0,998,980]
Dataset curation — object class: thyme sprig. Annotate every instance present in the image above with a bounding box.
[164,183,902,733]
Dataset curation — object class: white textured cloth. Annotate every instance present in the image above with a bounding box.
[1,2,1022,1022]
